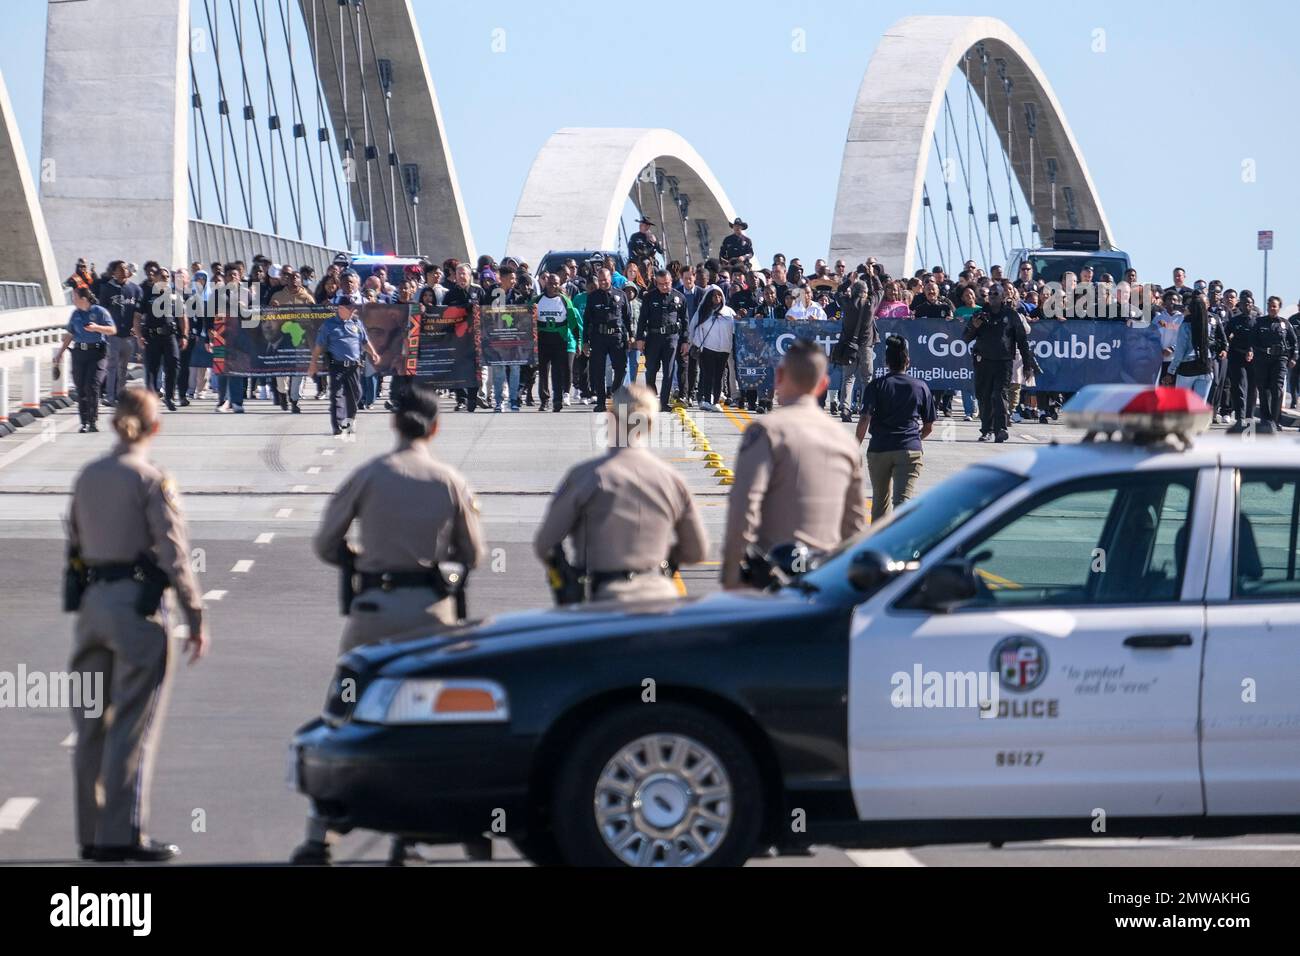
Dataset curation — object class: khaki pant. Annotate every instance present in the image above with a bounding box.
[867,450,924,523]
[340,587,458,655]
[70,580,177,848]
[592,574,680,603]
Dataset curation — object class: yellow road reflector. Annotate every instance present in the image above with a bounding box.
[714,468,734,478]
[719,476,735,486]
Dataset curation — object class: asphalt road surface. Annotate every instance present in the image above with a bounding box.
[1,385,1297,867]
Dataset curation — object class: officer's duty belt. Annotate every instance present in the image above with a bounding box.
[1262,347,1285,357]
[85,562,143,585]
[74,342,105,351]
[329,358,360,369]
[358,570,448,595]
[146,326,174,336]
[590,566,670,588]
[596,325,622,336]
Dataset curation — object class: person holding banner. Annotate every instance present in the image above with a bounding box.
[307,301,380,436]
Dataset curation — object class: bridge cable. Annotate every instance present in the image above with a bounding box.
[249,0,304,239]
[275,0,328,245]
[316,0,372,249]
[204,0,265,230]
[340,3,397,253]
[931,127,966,270]
[942,91,987,268]
[189,48,226,223]
[306,0,351,249]
[359,0,419,255]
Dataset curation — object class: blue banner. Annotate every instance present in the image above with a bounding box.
[732,317,1163,391]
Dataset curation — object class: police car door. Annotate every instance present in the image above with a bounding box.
[1201,466,1300,815]
[849,466,1213,821]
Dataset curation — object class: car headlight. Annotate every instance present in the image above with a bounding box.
[353,678,510,725]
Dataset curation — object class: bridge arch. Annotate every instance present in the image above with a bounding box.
[506,128,737,269]
[829,15,1114,277]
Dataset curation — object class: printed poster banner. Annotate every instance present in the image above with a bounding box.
[402,305,481,387]
[481,305,537,366]
[732,317,1163,391]
[220,303,414,376]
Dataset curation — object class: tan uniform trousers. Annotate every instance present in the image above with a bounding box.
[70,580,178,848]
[340,586,458,654]
[591,573,680,603]
[867,450,925,523]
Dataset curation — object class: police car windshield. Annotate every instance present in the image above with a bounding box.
[1028,255,1128,284]
[803,466,1024,589]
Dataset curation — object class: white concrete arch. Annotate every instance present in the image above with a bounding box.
[830,15,1114,277]
[505,128,738,269]
[40,0,475,273]
[0,61,61,304]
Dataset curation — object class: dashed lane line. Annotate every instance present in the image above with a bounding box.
[61,733,76,748]
[0,797,39,832]
[255,533,275,544]
[202,590,228,601]
[230,560,254,574]
[846,849,925,867]
[276,508,293,519]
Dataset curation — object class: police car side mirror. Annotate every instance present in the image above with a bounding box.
[912,558,981,613]
[847,549,907,594]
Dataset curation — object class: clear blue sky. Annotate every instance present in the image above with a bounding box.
[4,1,1297,298]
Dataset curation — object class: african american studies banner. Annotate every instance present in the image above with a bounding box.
[731,317,1164,392]
[481,305,537,366]
[402,305,481,387]
[220,306,330,376]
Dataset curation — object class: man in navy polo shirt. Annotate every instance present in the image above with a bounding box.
[855,335,935,522]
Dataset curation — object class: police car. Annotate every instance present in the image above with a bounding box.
[290,386,1300,866]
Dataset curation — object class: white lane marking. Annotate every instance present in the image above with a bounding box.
[0,417,81,471]
[0,797,39,831]
[321,449,336,456]
[292,484,308,493]
[1037,838,1300,852]
[846,849,925,867]
[202,590,228,601]
[255,533,275,544]
[230,560,254,574]
[306,467,321,475]
[61,733,76,748]
[276,508,293,519]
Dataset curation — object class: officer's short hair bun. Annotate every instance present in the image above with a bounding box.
[393,382,440,439]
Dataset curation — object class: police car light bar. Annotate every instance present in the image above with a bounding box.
[1061,386,1212,446]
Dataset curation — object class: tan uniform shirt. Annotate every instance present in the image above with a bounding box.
[314,440,485,573]
[68,445,204,630]
[533,446,708,573]
[722,394,866,587]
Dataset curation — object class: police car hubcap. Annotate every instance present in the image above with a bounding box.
[594,733,732,866]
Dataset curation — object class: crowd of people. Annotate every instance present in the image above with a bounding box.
[56,216,1300,440]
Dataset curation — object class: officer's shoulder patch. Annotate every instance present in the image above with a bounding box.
[160,476,179,506]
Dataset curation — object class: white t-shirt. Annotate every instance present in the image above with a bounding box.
[536,294,568,329]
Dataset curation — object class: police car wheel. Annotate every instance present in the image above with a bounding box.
[552,704,763,867]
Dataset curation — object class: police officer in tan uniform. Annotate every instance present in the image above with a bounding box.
[722,339,866,589]
[293,382,484,864]
[534,384,707,602]
[67,389,208,862]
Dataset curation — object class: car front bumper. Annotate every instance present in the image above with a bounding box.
[291,718,536,840]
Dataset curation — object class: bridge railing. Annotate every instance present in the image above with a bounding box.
[0,282,57,312]
[189,220,348,278]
